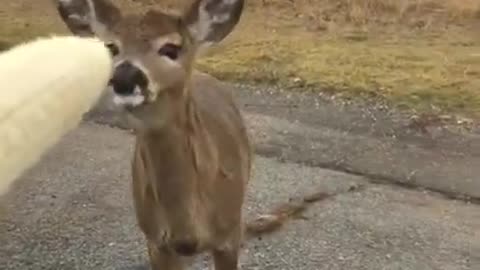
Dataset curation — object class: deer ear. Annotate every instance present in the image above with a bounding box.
[184,0,245,45]
[54,0,121,37]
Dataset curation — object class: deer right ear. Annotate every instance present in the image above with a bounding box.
[54,0,121,37]
[184,0,245,46]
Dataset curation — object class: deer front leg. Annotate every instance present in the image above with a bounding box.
[147,241,184,270]
[212,227,242,270]
[213,248,240,270]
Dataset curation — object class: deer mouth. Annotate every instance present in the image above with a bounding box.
[112,86,146,109]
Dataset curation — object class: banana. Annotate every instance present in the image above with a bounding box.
[0,36,112,196]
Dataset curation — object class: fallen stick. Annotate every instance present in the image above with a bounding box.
[0,36,112,196]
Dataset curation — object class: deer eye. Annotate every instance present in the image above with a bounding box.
[105,43,119,57]
[158,43,181,60]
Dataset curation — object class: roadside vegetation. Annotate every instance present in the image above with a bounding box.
[1,0,480,117]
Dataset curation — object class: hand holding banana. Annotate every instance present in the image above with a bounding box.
[0,36,113,196]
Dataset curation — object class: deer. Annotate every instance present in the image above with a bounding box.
[53,0,363,269]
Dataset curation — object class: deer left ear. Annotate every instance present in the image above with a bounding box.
[184,0,245,46]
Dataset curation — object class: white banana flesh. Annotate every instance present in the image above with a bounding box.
[0,36,113,196]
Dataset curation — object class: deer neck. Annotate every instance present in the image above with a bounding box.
[133,81,211,203]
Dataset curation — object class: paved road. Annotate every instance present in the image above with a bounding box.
[1,122,479,269]
[88,73,480,201]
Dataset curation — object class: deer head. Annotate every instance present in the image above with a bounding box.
[54,0,244,128]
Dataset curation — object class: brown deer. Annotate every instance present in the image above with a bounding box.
[53,0,360,269]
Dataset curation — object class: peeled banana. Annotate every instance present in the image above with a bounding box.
[0,36,112,196]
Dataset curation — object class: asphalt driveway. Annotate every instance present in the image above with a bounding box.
[1,122,478,270]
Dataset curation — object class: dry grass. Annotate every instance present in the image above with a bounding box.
[298,0,480,26]
[1,0,480,117]
[201,0,480,116]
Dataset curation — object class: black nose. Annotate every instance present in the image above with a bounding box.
[110,61,148,95]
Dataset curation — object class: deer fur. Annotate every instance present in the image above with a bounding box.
[53,0,355,269]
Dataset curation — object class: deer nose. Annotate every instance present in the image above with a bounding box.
[110,61,148,95]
